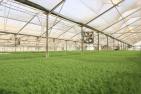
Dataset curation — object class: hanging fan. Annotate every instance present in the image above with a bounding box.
[83,32,94,44]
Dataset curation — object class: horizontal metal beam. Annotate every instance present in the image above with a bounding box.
[41,20,62,36]
[113,32,141,34]
[0,15,62,36]
[101,8,141,31]
[70,32,81,39]
[111,18,141,35]
[0,15,39,26]
[14,0,132,46]
[17,14,38,34]
[86,0,124,24]
[120,33,139,40]
[57,26,74,38]
[112,28,141,36]
[124,35,138,40]
[50,0,65,12]
[122,36,139,44]
[0,30,79,42]
[115,25,141,38]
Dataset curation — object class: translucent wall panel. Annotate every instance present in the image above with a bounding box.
[5,19,25,32]
[21,24,43,35]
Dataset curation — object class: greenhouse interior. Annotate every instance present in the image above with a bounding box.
[0,0,141,94]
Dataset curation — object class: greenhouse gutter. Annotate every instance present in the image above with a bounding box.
[14,0,132,46]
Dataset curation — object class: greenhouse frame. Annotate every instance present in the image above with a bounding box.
[0,0,141,94]
[0,0,141,55]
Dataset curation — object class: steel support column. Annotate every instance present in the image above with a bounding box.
[122,43,124,50]
[123,43,125,50]
[121,42,123,50]
[113,38,115,50]
[107,36,109,51]
[65,40,67,52]
[14,0,132,47]
[53,38,55,51]
[45,13,49,58]
[124,44,126,50]
[74,41,77,51]
[121,43,123,50]
[118,41,120,50]
[14,34,17,52]
[125,44,127,50]
[123,43,124,50]
[125,44,126,50]
[97,32,100,51]
[36,37,39,52]
[81,26,84,53]
[93,32,95,51]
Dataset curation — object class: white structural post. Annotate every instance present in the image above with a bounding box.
[93,32,95,51]
[120,42,122,50]
[123,43,125,50]
[75,41,77,51]
[118,41,120,50]
[53,38,55,51]
[81,26,84,53]
[107,36,109,51]
[113,38,115,50]
[121,43,123,50]
[14,34,17,52]
[45,13,49,58]
[36,37,39,52]
[97,32,100,51]
[65,40,67,52]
